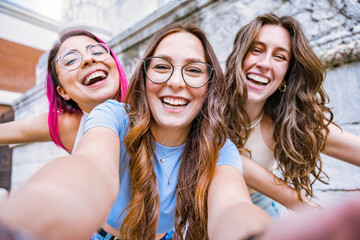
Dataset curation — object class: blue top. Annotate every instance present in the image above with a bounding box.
[85,99,243,233]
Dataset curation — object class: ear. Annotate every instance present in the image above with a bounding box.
[56,85,71,101]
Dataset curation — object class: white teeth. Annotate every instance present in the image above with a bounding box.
[162,97,187,106]
[84,71,106,85]
[248,80,264,88]
[247,74,269,84]
[163,103,185,110]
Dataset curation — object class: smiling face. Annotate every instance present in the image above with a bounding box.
[242,24,291,108]
[55,35,119,112]
[145,32,208,145]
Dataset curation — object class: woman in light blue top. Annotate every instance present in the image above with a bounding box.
[89,23,269,240]
[0,24,270,240]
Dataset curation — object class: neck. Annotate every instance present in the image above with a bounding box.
[244,101,265,123]
[78,103,95,114]
[150,124,190,147]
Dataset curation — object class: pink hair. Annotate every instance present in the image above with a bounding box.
[46,31,128,151]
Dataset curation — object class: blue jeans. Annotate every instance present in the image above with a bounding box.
[91,229,174,240]
[251,192,279,218]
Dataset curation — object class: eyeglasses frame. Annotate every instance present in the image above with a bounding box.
[56,43,110,70]
[142,56,214,88]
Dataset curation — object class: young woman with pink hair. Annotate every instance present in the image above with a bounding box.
[0,29,128,153]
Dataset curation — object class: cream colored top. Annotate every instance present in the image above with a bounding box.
[71,111,89,154]
[244,122,275,194]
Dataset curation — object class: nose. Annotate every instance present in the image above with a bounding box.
[256,53,272,71]
[80,50,97,68]
[167,66,186,89]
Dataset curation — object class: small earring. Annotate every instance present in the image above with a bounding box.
[63,95,71,101]
[279,81,287,92]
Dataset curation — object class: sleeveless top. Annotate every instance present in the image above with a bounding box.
[71,111,89,154]
[244,122,275,194]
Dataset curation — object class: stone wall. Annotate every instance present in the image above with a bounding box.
[11,84,68,190]
[10,0,359,208]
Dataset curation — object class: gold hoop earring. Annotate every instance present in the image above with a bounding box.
[279,81,287,92]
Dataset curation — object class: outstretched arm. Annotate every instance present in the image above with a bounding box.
[208,165,271,239]
[0,113,51,146]
[0,112,81,152]
[0,127,120,240]
[259,194,360,240]
[322,123,360,167]
[242,155,319,211]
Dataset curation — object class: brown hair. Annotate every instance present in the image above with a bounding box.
[121,24,227,239]
[225,13,333,199]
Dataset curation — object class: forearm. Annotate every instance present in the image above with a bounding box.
[0,114,51,146]
[0,155,118,240]
[249,173,317,211]
[208,165,271,239]
[258,195,360,240]
[242,156,317,211]
[208,202,270,240]
[323,123,360,167]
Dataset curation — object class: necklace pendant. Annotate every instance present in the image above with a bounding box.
[168,179,172,184]
[160,158,165,163]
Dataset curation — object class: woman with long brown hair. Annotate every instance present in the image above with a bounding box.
[225,13,360,217]
[0,23,270,240]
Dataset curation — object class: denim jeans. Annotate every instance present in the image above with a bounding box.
[90,229,174,240]
[251,192,280,218]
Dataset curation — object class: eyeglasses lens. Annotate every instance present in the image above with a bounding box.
[59,43,109,70]
[143,57,212,88]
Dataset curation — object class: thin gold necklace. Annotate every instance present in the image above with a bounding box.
[155,145,184,184]
[245,110,264,130]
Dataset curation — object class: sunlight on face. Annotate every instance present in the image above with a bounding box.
[56,36,119,113]
[242,24,291,107]
[145,32,209,146]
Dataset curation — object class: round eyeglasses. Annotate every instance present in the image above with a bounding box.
[143,56,214,88]
[56,43,110,70]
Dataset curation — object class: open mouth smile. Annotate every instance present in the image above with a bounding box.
[246,73,269,87]
[83,70,108,86]
[161,97,189,110]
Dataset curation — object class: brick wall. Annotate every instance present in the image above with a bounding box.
[0,38,44,93]
[0,105,12,115]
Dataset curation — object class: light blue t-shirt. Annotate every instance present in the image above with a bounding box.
[85,99,243,234]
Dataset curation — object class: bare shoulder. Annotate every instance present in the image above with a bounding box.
[260,114,275,150]
[58,112,82,127]
[58,113,82,152]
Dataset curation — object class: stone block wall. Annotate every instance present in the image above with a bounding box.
[10,84,68,190]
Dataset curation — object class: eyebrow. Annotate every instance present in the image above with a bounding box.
[61,44,95,55]
[155,54,205,64]
[253,41,291,55]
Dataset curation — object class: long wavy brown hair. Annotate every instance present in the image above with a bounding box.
[121,24,227,239]
[225,13,334,199]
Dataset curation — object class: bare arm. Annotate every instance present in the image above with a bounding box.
[0,112,81,153]
[0,127,120,240]
[242,155,319,211]
[0,113,51,146]
[208,165,271,240]
[259,194,360,240]
[322,123,360,167]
